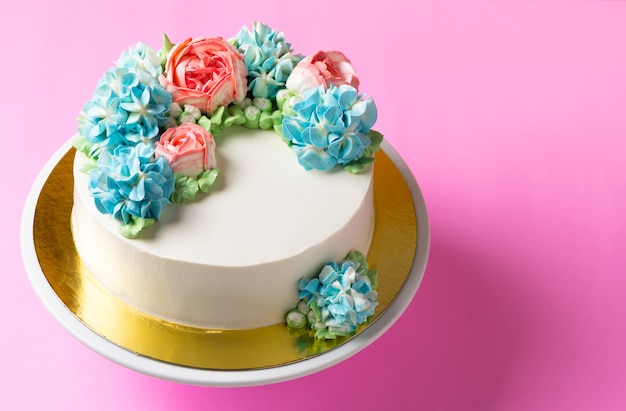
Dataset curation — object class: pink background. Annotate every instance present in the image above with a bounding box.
[3,1,626,409]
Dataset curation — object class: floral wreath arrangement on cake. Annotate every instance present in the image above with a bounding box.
[73,22,382,339]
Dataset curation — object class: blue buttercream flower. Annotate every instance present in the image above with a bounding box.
[281,84,377,171]
[116,42,164,88]
[88,143,175,224]
[232,22,303,99]
[293,251,378,338]
[77,66,172,157]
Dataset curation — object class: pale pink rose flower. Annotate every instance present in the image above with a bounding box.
[286,51,360,95]
[155,123,216,177]
[159,37,247,114]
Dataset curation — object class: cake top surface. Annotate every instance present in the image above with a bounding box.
[74,126,373,265]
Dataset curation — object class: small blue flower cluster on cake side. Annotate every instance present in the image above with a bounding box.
[286,250,378,339]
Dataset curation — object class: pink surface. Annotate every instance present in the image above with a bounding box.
[3,1,626,409]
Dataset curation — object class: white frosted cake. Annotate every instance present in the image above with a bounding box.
[71,23,382,338]
[72,126,374,329]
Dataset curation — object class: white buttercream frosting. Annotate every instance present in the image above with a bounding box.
[72,126,374,329]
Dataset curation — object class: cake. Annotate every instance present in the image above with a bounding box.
[71,23,382,339]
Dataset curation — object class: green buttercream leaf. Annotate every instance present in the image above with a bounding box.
[259,111,273,129]
[309,300,322,322]
[271,109,283,124]
[204,106,228,136]
[344,130,383,173]
[369,129,384,146]
[345,250,367,267]
[72,135,93,158]
[211,105,225,125]
[162,33,174,57]
[198,168,220,192]
[364,129,384,157]
[314,327,353,340]
[223,104,246,128]
[367,269,379,290]
[197,115,212,133]
[78,158,98,174]
[315,328,332,339]
[227,105,246,125]
[171,174,199,203]
[119,217,155,239]
[343,156,375,174]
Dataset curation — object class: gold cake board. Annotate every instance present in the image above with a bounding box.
[21,139,429,386]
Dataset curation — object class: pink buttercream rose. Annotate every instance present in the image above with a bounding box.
[159,37,248,114]
[286,51,360,95]
[155,123,217,177]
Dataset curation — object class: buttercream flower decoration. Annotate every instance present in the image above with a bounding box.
[159,36,248,115]
[155,122,217,177]
[77,65,172,159]
[230,22,303,99]
[286,50,359,96]
[116,42,164,86]
[88,143,175,238]
[285,250,378,339]
[281,84,382,173]
[155,122,220,203]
